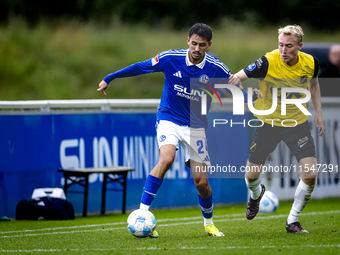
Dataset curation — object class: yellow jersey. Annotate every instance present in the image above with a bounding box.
[244,49,319,126]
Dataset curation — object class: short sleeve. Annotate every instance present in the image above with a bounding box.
[243,56,269,80]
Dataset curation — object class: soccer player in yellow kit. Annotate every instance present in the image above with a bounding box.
[234,25,325,233]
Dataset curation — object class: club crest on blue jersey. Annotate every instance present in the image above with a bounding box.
[246,63,256,71]
[199,74,210,84]
[159,135,166,142]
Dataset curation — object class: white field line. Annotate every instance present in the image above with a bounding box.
[0,212,246,234]
[1,244,340,253]
[0,210,339,239]
[2,210,339,235]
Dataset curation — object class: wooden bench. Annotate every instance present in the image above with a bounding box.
[57,166,134,217]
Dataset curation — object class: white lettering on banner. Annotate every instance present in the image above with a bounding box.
[139,136,150,180]
[123,136,187,180]
[59,136,188,186]
[60,138,85,169]
[93,137,98,168]
[123,136,135,172]
[112,136,119,166]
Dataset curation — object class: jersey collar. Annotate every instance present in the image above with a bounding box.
[186,49,207,69]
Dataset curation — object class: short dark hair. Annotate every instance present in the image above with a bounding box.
[189,23,213,42]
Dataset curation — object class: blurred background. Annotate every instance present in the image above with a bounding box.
[1,0,340,100]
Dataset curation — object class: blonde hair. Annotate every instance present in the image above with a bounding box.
[278,25,304,43]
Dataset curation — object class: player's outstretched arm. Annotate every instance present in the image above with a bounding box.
[228,69,253,90]
[97,80,108,96]
[228,74,244,89]
[235,69,249,81]
[96,57,161,97]
[309,78,325,136]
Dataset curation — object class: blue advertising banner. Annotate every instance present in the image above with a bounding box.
[0,111,249,218]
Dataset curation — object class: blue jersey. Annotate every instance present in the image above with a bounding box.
[104,49,234,129]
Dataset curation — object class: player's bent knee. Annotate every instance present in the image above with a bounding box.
[301,169,318,181]
[163,154,175,164]
[246,177,260,183]
[245,161,262,181]
[298,147,318,181]
[194,179,210,193]
[301,177,317,187]
[160,157,174,170]
[159,153,176,170]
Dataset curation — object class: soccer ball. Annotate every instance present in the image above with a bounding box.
[127,209,156,238]
[259,191,279,214]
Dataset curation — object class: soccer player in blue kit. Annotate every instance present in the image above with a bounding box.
[98,23,258,237]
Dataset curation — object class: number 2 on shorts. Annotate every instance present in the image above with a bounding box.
[197,140,204,154]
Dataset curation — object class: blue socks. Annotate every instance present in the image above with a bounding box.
[140,175,163,210]
[140,175,214,227]
[199,194,213,219]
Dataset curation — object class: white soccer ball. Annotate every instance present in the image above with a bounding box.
[127,209,156,238]
[259,191,279,214]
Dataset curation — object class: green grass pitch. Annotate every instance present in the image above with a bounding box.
[1,198,339,255]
